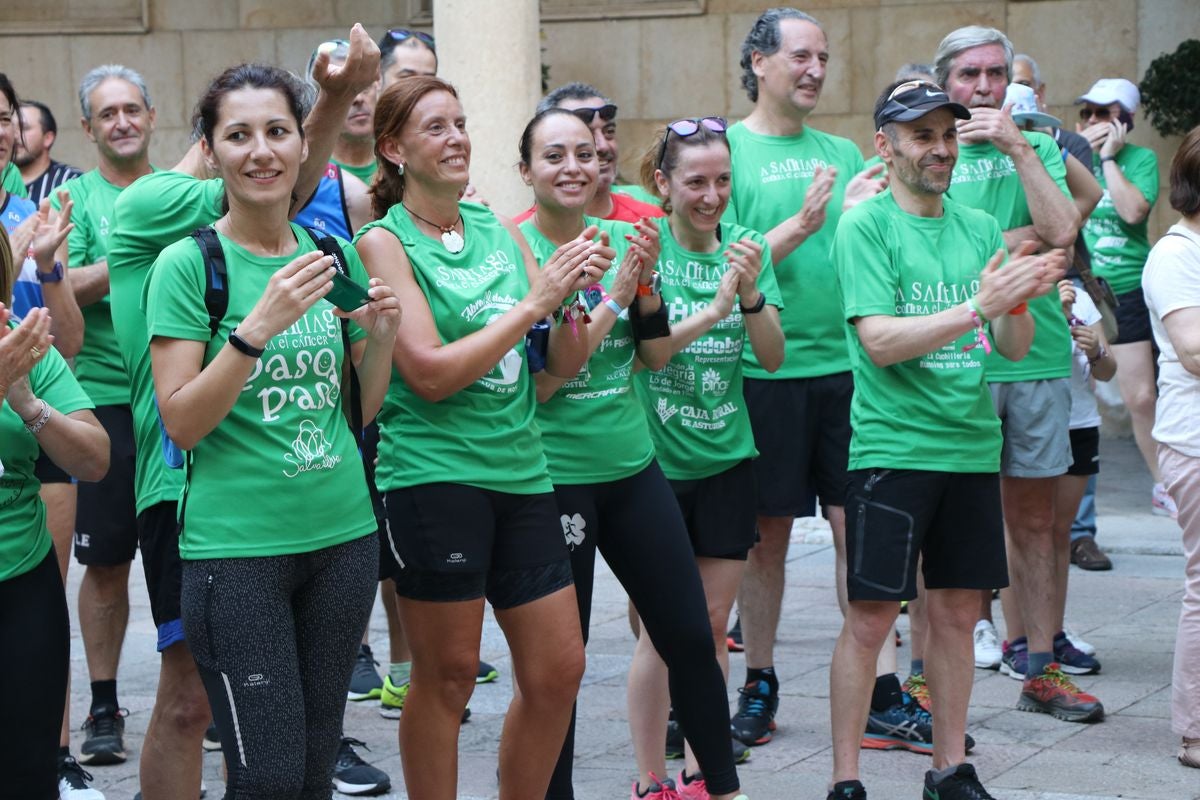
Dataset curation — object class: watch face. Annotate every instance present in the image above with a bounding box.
[651,272,661,295]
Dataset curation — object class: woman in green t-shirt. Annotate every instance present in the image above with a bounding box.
[354,76,605,800]
[145,65,401,797]
[634,118,786,759]
[517,108,750,800]
[0,227,109,800]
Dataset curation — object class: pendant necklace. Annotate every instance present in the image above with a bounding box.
[404,204,465,253]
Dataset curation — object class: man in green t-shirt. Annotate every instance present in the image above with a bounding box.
[723,7,887,746]
[55,64,157,776]
[827,79,1062,800]
[935,26,1104,724]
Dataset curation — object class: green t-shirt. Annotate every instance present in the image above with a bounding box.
[53,169,142,405]
[520,217,655,485]
[634,221,783,480]
[1083,144,1158,295]
[725,122,864,380]
[143,223,376,559]
[1,162,27,198]
[834,191,1004,472]
[0,339,93,582]
[108,172,223,513]
[358,202,552,494]
[612,182,660,206]
[333,158,377,186]
[947,131,1072,383]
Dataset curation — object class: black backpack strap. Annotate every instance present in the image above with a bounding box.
[190,226,228,339]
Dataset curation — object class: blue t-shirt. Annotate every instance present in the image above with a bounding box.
[293,163,353,241]
[2,193,40,316]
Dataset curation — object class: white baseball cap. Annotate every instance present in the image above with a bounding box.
[1005,83,1061,129]
[1076,78,1140,114]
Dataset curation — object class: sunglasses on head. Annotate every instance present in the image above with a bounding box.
[887,79,940,101]
[656,116,728,169]
[385,28,436,52]
[569,104,618,125]
[1079,106,1113,122]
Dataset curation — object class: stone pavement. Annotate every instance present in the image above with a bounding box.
[68,433,1198,799]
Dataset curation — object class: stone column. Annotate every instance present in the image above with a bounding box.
[435,0,540,215]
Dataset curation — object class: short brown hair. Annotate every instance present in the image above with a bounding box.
[1170,125,1200,217]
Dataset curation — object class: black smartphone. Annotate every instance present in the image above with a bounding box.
[326,271,371,312]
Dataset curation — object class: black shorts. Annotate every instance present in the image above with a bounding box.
[745,373,851,517]
[1067,427,1100,477]
[668,460,759,560]
[32,449,73,484]
[75,404,138,566]
[136,501,184,650]
[1112,287,1152,345]
[843,469,1009,602]
[382,483,573,609]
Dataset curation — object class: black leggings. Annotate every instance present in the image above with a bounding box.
[0,549,69,800]
[182,534,377,800]
[546,461,738,798]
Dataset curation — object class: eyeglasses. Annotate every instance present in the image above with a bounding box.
[384,28,436,53]
[1079,106,1112,123]
[656,116,728,169]
[569,104,618,125]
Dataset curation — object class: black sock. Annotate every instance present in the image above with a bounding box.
[57,745,70,761]
[746,666,778,695]
[870,673,903,711]
[91,679,118,711]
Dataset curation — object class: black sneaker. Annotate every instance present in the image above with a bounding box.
[727,616,744,652]
[665,719,751,764]
[730,680,778,745]
[202,721,221,752]
[57,753,104,799]
[923,763,995,799]
[80,704,128,765]
[333,737,392,796]
[827,779,867,800]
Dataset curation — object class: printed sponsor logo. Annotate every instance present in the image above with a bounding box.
[560,513,586,548]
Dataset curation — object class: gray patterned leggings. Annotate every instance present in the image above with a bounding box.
[182,533,378,799]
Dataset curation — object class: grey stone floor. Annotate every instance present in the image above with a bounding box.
[65,434,1199,799]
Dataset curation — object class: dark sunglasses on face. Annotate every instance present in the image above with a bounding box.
[570,104,618,125]
[385,28,436,52]
[656,116,728,169]
[1079,106,1113,123]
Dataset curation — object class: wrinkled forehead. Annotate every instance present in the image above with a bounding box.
[951,44,1008,75]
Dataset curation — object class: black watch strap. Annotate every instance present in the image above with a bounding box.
[739,293,767,314]
[228,329,264,359]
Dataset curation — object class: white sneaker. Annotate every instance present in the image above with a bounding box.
[973,619,1002,669]
[1153,482,1179,518]
[1063,625,1096,656]
[58,754,105,799]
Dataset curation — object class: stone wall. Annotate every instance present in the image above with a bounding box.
[4,0,1197,230]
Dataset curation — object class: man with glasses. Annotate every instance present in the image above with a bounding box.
[934,26,1103,725]
[826,77,1063,800]
[514,81,663,223]
[724,7,885,749]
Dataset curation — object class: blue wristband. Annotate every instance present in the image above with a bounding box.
[604,298,624,316]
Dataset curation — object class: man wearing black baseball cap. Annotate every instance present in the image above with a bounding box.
[824,79,1066,800]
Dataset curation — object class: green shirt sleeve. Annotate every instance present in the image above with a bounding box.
[834,204,897,321]
[144,239,211,343]
[1122,146,1160,205]
[1,162,27,199]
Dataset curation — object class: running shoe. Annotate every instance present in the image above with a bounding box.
[922,762,996,799]
[477,660,499,683]
[730,680,778,746]
[1153,482,1178,518]
[861,695,974,755]
[903,673,931,713]
[676,770,709,800]
[1053,631,1101,675]
[332,737,392,796]
[665,720,750,764]
[1180,736,1200,768]
[79,705,128,765]
[379,674,408,719]
[827,780,866,800]
[1062,626,1096,656]
[202,721,221,751]
[348,644,384,701]
[999,637,1027,680]
[1017,663,1105,722]
[726,616,744,652]
[973,620,1002,670]
[58,754,104,799]
[632,773,681,799]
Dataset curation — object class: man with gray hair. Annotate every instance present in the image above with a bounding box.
[935,26,1105,724]
[52,63,159,779]
[724,6,885,749]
